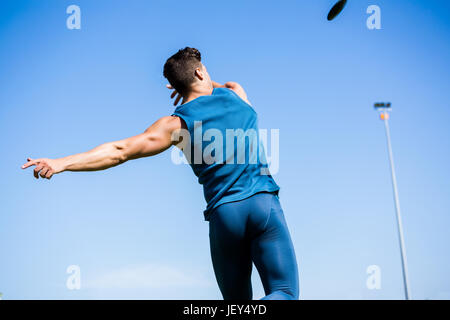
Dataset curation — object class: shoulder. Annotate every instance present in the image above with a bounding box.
[157,115,180,125]
[212,87,231,96]
[214,87,241,100]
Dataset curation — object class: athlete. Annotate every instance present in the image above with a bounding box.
[21,47,299,300]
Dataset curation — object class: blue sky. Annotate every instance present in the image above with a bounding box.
[0,0,449,299]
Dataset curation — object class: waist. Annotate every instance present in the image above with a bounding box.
[204,183,280,221]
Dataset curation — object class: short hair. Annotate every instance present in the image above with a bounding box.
[163,47,202,96]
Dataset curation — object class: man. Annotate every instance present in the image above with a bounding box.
[22,47,299,300]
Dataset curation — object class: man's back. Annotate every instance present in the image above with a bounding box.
[172,87,279,220]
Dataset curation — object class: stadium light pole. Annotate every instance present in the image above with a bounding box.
[374,102,411,300]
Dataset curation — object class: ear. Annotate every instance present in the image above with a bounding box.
[194,67,204,81]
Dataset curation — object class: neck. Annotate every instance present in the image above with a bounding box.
[182,85,214,104]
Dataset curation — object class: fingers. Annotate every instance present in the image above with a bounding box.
[45,170,54,180]
[168,84,180,104]
[22,157,54,180]
[224,81,238,89]
[40,167,50,179]
[34,163,44,179]
[22,157,39,169]
[166,84,182,106]
[34,164,54,180]
[174,93,182,106]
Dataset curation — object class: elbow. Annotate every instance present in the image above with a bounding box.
[111,143,128,164]
[113,152,128,165]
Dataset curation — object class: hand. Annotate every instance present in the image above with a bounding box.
[166,84,182,106]
[21,157,65,180]
[222,81,251,105]
[223,81,240,90]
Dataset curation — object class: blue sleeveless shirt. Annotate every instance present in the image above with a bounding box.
[172,87,279,221]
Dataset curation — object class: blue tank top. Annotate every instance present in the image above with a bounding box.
[172,87,280,220]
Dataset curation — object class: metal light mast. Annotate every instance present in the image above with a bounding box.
[374,102,411,300]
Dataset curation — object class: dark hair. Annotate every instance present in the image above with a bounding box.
[163,47,202,96]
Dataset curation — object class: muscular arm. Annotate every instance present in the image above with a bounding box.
[21,116,183,179]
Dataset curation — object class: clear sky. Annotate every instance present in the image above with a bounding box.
[1,0,449,299]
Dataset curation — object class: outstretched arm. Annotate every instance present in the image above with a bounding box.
[21,116,183,179]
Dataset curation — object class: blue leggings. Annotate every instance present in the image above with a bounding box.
[208,192,299,300]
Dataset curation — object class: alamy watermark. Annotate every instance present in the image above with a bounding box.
[66,265,81,290]
[366,265,381,290]
[66,5,81,30]
[170,122,280,175]
[367,5,381,30]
